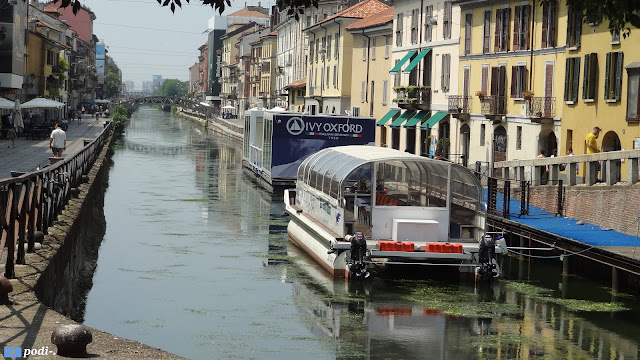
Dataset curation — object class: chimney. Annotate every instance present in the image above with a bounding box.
[258,2,261,7]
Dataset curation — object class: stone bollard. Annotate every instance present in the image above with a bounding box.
[34,231,44,244]
[70,187,80,198]
[51,325,92,357]
[81,175,89,183]
[0,276,13,305]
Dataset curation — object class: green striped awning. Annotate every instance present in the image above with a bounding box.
[376,109,400,126]
[389,51,416,74]
[390,110,416,129]
[419,111,448,130]
[403,110,430,129]
[402,49,431,74]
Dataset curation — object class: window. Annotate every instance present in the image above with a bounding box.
[321,37,326,59]
[321,67,324,89]
[315,39,319,62]
[326,66,329,87]
[314,68,317,87]
[464,13,472,55]
[566,5,582,48]
[372,38,376,60]
[582,53,598,101]
[481,64,489,93]
[333,65,337,88]
[611,31,620,44]
[396,13,403,47]
[383,80,388,105]
[443,1,452,40]
[411,8,419,44]
[363,39,367,61]
[480,124,486,146]
[516,126,522,150]
[510,65,527,98]
[425,5,433,42]
[605,51,623,101]
[483,11,491,53]
[566,129,573,151]
[513,5,530,50]
[626,67,640,121]
[564,57,580,103]
[334,32,339,59]
[541,0,557,48]
[306,16,311,28]
[394,60,400,86]
[441,53,451,91]
[384,37,390,58]
[352,107,360,117]
[494,8,510,52]
[361,81,366,102]
[327,35,332,58]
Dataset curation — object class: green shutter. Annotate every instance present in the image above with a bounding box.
[575,8,581,47]
[582,54,589,100]
[566,6,572,46]
[615,51,623,100]
[564,58,571,101]
[604,52,611,99]
[572,57,580,102]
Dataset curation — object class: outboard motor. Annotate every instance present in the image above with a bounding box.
[349,232,370,279]
[478,234,498,281]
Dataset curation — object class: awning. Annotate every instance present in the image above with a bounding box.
[376,109,400,126]
[419,111,448,130]
[403,110,430,128]
[389,51,416,74]
[402,49,431,74]
[390,110,416,129]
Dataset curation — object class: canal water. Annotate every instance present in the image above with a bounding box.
[83,107,640,360]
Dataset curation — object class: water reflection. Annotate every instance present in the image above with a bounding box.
[83,107,640,360]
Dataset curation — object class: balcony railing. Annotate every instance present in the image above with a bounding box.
[481,95,507,116]
[526,97,555,120]
[393,87,431,110]
[447,95,471,115]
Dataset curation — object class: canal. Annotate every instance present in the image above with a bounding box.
[83,107,640,359]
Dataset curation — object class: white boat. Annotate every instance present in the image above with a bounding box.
[284,145,506,280]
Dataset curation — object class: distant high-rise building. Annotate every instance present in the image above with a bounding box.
[152,75,163,91]
[124,81,135,93]
[142,81,152,93]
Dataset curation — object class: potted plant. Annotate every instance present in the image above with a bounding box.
[406,85,418,98]
[522,90,534,100]
[475,90,486,100]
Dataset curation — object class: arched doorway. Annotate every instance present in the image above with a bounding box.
[438,120,451,159]
[460,123,470,167]
[547,132,557,156]
[602,131,622,183]
[493,126,507,177]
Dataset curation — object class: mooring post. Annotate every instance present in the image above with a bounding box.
[612,267,619,295]
[562,250,569,275]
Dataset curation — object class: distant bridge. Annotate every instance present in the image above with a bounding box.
[118,96,218,117]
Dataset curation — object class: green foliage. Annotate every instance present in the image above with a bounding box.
[106,61,122,99]
[57,57,69,83]
[156,79,189,97]
[393,86,406,92]
[406,85,418,92]
[110,104,129,136]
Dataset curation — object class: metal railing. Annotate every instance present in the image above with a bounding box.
[526,96,556,119]
[0,122,114,279]
[481,95,507,115]
[447,95,471,114]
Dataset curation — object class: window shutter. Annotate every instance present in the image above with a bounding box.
[572,57,580,102]
[383,80,388,105]
[494,9,501,52]
[361,81,365,102]
[465,13,472,55]
[590,53,598,99]
[510,66,517,97]
[441,56,446,89]
[363,39,367,60]
[491,67,499,95]
[615,52,623,100]
[505,8,511,51]
[566,6,572,47]
[481,66,489,93]
[446,55,451,89]
[523,6,530,50]
[564,58,571,101]
[549,1,557,47]
[582,54,589,100]
[372,38,376,59]
[483,11,491,53]
[327,36,331,58]
[604,52,611,99]
[575,9,582,48]
[541,3,548,48]
[513,6,520,50]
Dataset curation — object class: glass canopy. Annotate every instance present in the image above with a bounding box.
[297,146,482,207]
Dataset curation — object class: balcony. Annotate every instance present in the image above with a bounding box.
[526,97,555,123]
[252,75,260,82]
[481,95,507,123]
[392,86,431,110]
[447,95,471,120]
[51,65,61,74]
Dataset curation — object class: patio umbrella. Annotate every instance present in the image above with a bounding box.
[13,99,23,134]
[0,97,15,110]
[21,97,65,109]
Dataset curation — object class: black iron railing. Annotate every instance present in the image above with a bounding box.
[447,95,471,114]
[526,97,556,119]
[481,95,507,115]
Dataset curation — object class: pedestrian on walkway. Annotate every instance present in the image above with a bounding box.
[6,125,16,148]
[49,122,66,157]
[586,126,602,180]
[536,149,549,184]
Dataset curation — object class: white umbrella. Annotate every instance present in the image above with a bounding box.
[221,105,235,110]
[13,99,23,133]
[0,97,15,110]
[21,97,65,109]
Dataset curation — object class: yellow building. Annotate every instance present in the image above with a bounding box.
[346,7,394,146]
[455,0,568,173]
[303,0,391,115]
[559,16,639,181]
[221,22,263,106]
[284,78,306,112]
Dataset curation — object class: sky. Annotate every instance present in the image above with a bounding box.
[78,0,274,90]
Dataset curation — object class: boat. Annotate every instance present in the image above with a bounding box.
[284,145,506,280]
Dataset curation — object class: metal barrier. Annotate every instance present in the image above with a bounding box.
[0,122,113,279]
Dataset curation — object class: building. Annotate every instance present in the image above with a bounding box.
[303,0,391,115]
[0,0,27,94]
[346,6,394,147]
[123,80,135,93]
[220,22,263,108]
[95,43,107,99]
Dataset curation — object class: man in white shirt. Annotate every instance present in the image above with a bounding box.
[49,122,66,157]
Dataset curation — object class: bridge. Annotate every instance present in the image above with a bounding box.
[118,96,218,117]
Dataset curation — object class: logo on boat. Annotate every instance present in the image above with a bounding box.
[286,117,305,135]
[319,201,331,215]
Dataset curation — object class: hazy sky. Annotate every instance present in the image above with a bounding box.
[78,0,274,89]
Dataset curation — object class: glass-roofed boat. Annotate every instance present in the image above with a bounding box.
[284,145,506,280]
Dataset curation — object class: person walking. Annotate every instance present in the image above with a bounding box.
[536,149,548,184]
[6,125,16,148]
[49,122,66,157]
[586,126,602,180]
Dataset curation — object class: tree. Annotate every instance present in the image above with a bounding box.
[105,61,122,98]
[542,0,639,37]
[156,79,189,97]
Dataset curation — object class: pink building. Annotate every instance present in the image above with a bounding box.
[45,3,95,43]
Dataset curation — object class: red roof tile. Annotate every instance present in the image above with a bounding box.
[346,6,394,30]
[227,7,269,18]
[312,0,390,29]
[284,78,307,89]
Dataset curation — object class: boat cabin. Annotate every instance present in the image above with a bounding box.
[295,146,485,244]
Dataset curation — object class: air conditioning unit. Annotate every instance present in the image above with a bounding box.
[427,17,438,26]
[352,107,360,117]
